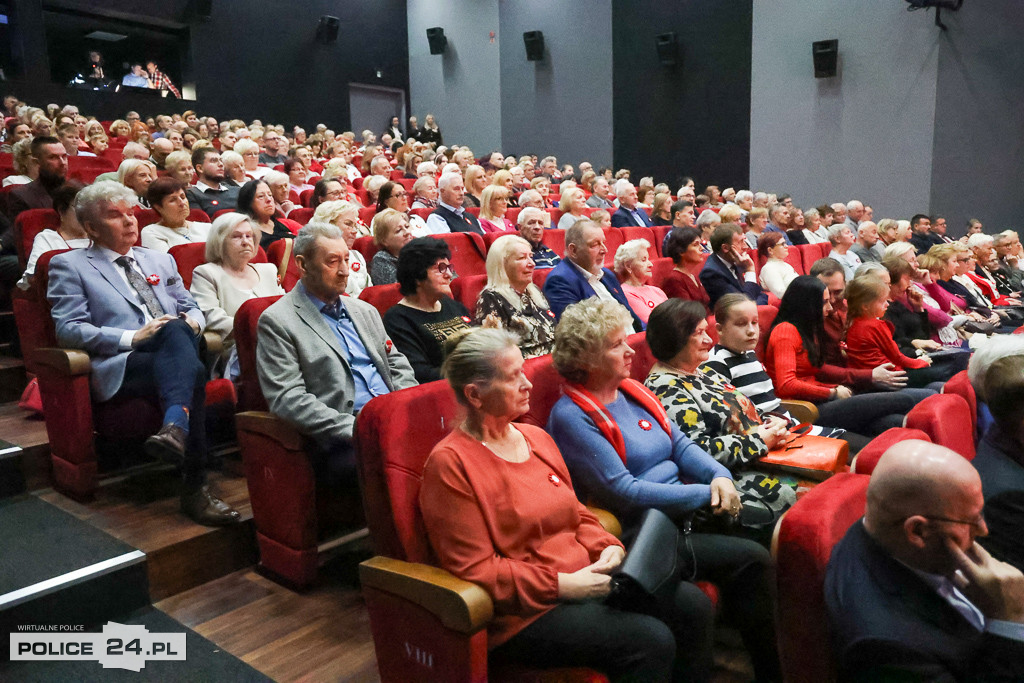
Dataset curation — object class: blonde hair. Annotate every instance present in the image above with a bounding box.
[845,275,889,321]
[371,208,406,246]
[718,204,742,224]
[484,234,549,310]
[463,164,485,193]
[312,199,359,226]
[883,241,915,260]
[552,299,635,384]
[491,169,513,188]
[559,186,585,215]
[479,184,510,221]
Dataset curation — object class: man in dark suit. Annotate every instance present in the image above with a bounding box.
[6,136,68,219]
[424,172,484,236]
[46,181,238,525]
[909,213,940,254]
[610,182,654,228]
[542,219,643,330]
[699,224,767,307]
[186,148,240,218]
[975,354,1024,572]
[826,439,1024,681]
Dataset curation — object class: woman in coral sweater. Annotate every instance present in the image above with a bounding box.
[765,276,926,436]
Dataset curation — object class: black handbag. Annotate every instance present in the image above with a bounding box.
[606,508,684,613]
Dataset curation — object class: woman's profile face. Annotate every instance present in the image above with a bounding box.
[630,251,653,284]
[333,211,360,247]
[474,346,531,419]
[505,243,535,290]
[597,326,635,385]
[251,183,276,219]
[679,318,713,367]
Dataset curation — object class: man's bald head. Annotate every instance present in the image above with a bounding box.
[865,440,985,575]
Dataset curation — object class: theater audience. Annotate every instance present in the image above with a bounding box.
[312,200,372,296]
[141,177,211,252]
[586,176,616,210]
[644,298,797,525]
[543,220,643,330]
[425,172,484,235]
[757,231,798,299]
[186,148,240,218]
[516,207,560,269]
[257,222,416,460]
[3,138,36,187]
[46,181,238,525]
[18,183,88,289]
[474,235,555,359]
[610,182,654,227]
[801,208,830,244]
[744,207,769,249]
[369,209,413,285]
[661,227,712,313]
[477,185,515,234]
[189,212,283,377]
[701,224,767,307]
[546,298,781,682]
[419,327,674,680]
[382,238,472,383]
[826,440,1024,681]
[557,186,588,230]
[462,164,487,208]
[615,239,666,325]
[766,275,922,435]
[262,170,296,218]
[375,180,428,236]
[163,150,195,185]
[238,179,298,250]
[7,136,68,217]
[117,159,156,208]
[410,176,438,210]
[850,221,880,263]
[827,223,861,280]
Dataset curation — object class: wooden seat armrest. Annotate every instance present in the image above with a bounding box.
[779,400,819,424]
[236,411,306,451]
[202,331,223,355]
[586,505,622,539]
[359,556,494,634]
[33,348,91,376]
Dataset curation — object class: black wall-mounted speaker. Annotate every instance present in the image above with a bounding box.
[426,27,447,55]
[316,15,340,44]
[523,31,545,61]
[813,39,839,78]
[655,32,679,67]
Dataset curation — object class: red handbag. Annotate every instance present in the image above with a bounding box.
[18,377,43,415]
[759,423,849,481]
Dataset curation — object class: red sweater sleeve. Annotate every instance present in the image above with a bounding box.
[766,322,835,401]
[847,318,928,370]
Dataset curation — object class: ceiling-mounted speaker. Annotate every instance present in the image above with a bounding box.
[426,27,447,55]
[523,31,544,61]
[316,16,340,44]
[655,32,678,67]
[813,39,839,78]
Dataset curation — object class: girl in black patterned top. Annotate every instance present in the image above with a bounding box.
[474,235,555,359]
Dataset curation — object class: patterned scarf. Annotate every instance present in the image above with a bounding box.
[564,379,672,465]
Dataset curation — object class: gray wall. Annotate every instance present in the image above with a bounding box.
[497,0,613,168]
[929,2,1024,235]
[750,0,941,219]
[407,0,501,154]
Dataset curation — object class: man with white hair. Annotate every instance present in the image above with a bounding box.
[610,182,654,227]
[586,176,616,210]
[369,155,391,178]
[518,207,560,269]
[845,200,864,230]
[752,192,768,209]
[850,221,881,263]
[46,181,238,525]
[425,172,484,235]
[766,204,793,245]
[826,439,1024,680]
[993,231,1024,293]
[733,190,753,220]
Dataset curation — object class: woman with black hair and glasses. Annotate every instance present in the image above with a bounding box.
[376,180,428,236]
[764,275,929,436]
[238,179,300,249]
[382,237,473,383]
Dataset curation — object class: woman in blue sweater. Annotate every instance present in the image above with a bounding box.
[547,298,780,683]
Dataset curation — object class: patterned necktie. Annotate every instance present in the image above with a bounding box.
[115,255,165,318]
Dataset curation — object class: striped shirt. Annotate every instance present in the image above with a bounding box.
[701,346,780,413]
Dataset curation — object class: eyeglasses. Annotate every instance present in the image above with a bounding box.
[434,262,454,276]
[392,191,407,198]
[899,513,985,531]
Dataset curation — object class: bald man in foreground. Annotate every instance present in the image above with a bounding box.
[825,440,1024,681]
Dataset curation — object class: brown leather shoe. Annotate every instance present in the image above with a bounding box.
[145,424,187,466]
[181,485,241,526]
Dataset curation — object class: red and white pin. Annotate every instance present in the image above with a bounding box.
[638,419,652,431]
[548,473,560,486]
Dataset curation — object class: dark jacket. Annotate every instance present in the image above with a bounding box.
[542,258,643,331]
[699,253,767,307]
[610,205,654,228]
[974,425,1024,573]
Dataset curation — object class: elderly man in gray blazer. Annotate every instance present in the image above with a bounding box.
[257,222,417,468]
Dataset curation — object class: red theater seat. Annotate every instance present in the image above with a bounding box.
[265,239,300,292]
[942,370,978,439]
[358,206,377,226]
[904,393,976,460]
[435,232,486,277]
[651,257,674,289]
[352,235,379,262]
[450,273,487,313]
[773,472,870,683]
[14,209,60,269]
[355,383,611,682]
[652,226,672,257]
[851,427,931,475]
[169,243,268,290]
[541,229,566,257]
[288,207,316,225]
[602,229,623,268]
[359,283,402,318]
[618,226,657,260]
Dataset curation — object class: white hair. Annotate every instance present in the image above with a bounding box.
[75,180,138,225]
[613,239,651,275]
[968,335,1024,400]
[263,170,288,186]
[233,139,259,156]
[416,161,437,176]
[117,159,154,185]
[294,221,343,260]
[312,199,359,226]
[441,162,461,175]
[735,190,753,203]
[438,172,463,192]
[883,241,915,259]
[828,223,850,246]
[614,180,634,199]
[221,150,243,168]
[695,210,721,230]
[517,206,546,226]
[846,200,863,212]
[967,233,994,249]
[484,234,548,309]
[205,212,252,263]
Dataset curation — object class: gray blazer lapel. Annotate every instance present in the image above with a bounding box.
[86,247,145,313]
[292,291,351,367]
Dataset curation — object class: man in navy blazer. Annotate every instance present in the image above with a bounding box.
[46,181,237,526]
[609,182,654,228]
[543,219,643,331]
[699,224,767,307]
[974,354,1024,572]
[825,440,1024,682]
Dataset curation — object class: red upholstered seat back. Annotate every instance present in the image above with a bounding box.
[942,370,978,438]
[358,206,377,226]
[651,257,674,289]
[758,245,807,275]
[797,244,827,273]
[851,427,931,475]
[288,207,315,225]
[410,207,432,221]
[435,232,486,277]
[266,238,300,291]
[602,228,623,267]
[14,209,60,268]
[756,305,778,362]
[652,226,672,257]
[358,283,402,317]
[517,354,566,428]
[450,273,487,313]
[627,332,656,381]
[355,381,461,562]
[774,472,870,683]
[233,295,282,412]
[168,243,269,290]
[618,226,658,260]
[904,393,976,460]
[541,228,566,256]
[352,235,379,262]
